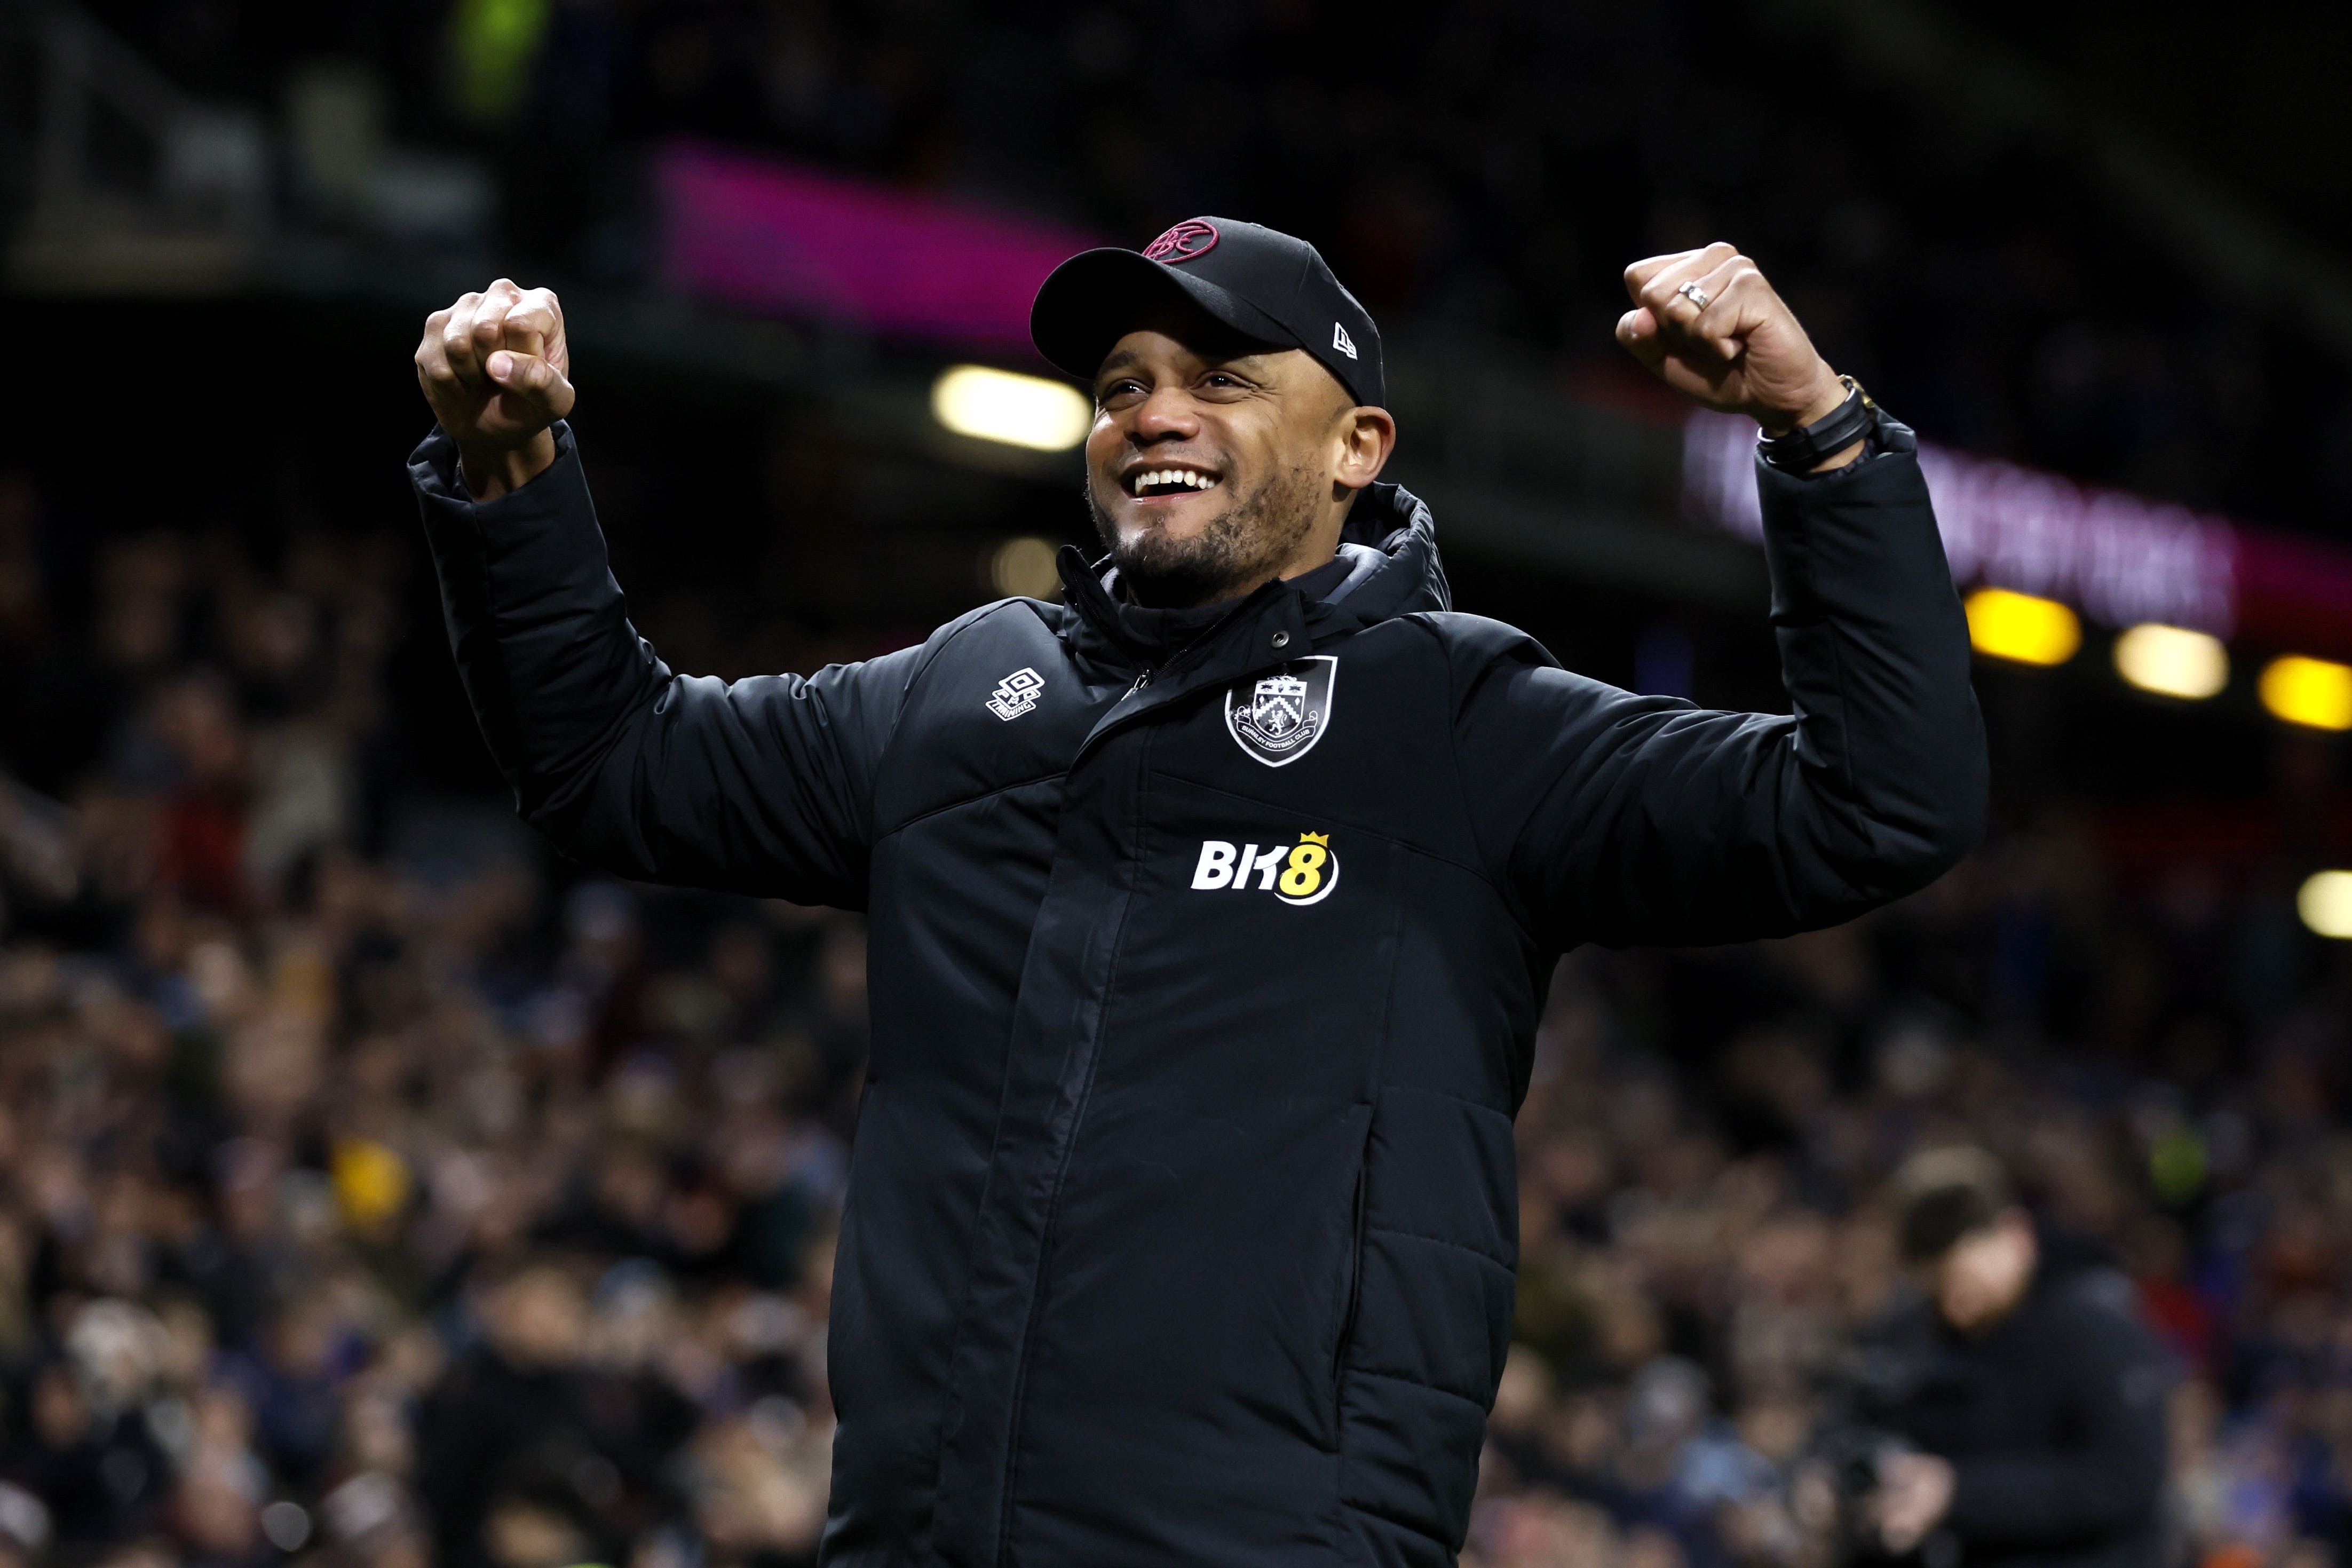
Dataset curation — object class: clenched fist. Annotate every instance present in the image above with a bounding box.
[1615,243,1857,466]
[415,279,575,501]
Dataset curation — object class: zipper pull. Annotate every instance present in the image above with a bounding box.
[1128,668,1153,696]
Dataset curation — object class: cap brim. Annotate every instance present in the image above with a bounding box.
[1030,248,1297,383]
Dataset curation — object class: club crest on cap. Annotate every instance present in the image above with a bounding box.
[1143,219,1219,263]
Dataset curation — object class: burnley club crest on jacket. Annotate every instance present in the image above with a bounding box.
[1225,656,1337,767]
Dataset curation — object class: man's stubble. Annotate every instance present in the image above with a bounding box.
[1086,458,1325,609]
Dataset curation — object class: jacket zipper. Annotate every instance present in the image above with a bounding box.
[991,722,1155,1565]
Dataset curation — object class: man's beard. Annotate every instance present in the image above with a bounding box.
[1087,460,1323,609]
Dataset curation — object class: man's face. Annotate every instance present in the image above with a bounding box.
[1084,302,1358,607]
[490,1267,585,1367]
[1930,1211,2038,1335]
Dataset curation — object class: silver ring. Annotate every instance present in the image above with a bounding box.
[1677,280,1710,311]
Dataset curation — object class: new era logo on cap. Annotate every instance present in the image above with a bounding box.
[1333,322,1357,360]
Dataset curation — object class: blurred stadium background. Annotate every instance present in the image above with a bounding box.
[5,2,2352,1566]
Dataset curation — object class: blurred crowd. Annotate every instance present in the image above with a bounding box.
[0,469,865,1568]
[2,441,2352,1568]
[1466,815,2352,1568]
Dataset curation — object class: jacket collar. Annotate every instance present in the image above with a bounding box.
[1330,480,1450,622]
[1052,480,1447,671]
[1050,482,1448,759]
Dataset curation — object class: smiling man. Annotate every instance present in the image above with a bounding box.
[1069,295,1389,609]
[409,218,1986,1567]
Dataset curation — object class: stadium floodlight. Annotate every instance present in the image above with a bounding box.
[2298,870,2352,939]
[932,365,1092,452]
[2113,623,2228,700]
[1963,587,2080,667]
[2260,654,2352,731]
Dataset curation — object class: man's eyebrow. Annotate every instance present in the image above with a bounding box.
[1093,344,1271,386]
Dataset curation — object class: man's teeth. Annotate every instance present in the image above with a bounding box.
[1136,470,1217,494]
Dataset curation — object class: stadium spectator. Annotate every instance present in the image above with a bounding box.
[1853,1147,2173,1568]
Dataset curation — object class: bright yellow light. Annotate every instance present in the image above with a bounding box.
[990,536,1061,599]
[1965,587,2080,667]
[2298,870,2352,938]
[2113,623,2228,700]
[931,365,1091,452]
[2261,655,2352,731]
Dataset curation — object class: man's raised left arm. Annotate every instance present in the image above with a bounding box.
[1450,244,1988,946]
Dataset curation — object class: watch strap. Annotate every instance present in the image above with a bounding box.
[1758,376,1877,471]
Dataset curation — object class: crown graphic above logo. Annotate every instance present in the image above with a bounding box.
[1260,675,1308,698]
[1299,832,1329,846]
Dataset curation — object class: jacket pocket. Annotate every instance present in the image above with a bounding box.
[1332,1104,1376,1435]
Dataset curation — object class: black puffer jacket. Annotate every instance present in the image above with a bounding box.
[410,411,1985,1568]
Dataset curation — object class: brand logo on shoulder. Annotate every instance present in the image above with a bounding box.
[985,667,1044,722]
[1190,832,1339,906]
[1225,656,1336,767]
[1332,321,1358,360]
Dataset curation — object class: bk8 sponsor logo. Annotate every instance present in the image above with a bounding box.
[1190,833,1339,906]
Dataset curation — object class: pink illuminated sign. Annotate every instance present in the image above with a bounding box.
[1685,410,2352,658]
[656,141,1098,351]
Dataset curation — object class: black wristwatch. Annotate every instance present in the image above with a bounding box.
[1757,375,1877,472]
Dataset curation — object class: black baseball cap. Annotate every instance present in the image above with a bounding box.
[1031,217,1386,409]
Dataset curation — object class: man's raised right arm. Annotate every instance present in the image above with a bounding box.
[410,281,909,906]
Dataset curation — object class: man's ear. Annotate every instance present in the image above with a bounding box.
[1334,406,1397,493]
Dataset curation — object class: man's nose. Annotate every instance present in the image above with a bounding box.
[1127,387,1200,441]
